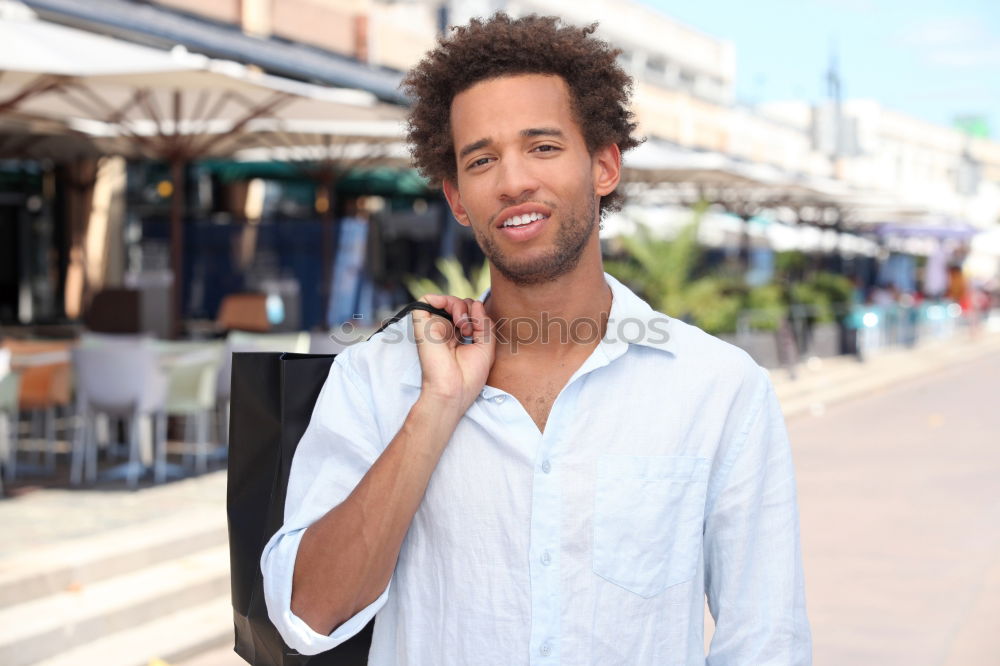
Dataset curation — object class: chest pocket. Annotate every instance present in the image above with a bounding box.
[592,455,709,598]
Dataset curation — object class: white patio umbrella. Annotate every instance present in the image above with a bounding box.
[623,139,861,206]
[623,140,802,223]
[623,140,766,187]
[0,4,408,332]
[71,116,408,164]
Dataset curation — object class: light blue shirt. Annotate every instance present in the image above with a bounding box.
[262,274,812,665]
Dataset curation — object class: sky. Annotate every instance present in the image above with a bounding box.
[645,0,1000,137]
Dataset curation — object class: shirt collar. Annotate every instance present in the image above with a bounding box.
[397,271,678,389]
[601,272,678,356]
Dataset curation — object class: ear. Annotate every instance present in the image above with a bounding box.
[442,179,471,227]
[592,143,622,198]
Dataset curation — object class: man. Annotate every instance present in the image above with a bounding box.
[262,13,811,665]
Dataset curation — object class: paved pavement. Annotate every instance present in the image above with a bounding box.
[0,468,226,558]
[788,345,1000,665]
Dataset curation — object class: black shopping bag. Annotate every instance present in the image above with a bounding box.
[226,304,452,665]
[227,352,373,665]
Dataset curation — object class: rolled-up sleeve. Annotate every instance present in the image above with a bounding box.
[704,367,812,665]
[260,350,390,655]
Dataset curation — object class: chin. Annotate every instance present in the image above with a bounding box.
[491,253,584,286]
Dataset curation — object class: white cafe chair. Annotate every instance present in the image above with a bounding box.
[70,343,168,489]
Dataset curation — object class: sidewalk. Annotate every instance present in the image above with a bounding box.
[786,338,1000,664]
[0,467,226,557]
[0,470,229,666]
[769,325,1000,420]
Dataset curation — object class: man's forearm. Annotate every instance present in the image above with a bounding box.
[290,395,464,635]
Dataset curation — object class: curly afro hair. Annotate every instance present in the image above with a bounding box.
[402,12,642,216]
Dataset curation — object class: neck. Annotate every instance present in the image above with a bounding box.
[484,243,611,356]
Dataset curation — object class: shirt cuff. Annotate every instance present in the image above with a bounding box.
[262,526,391,655]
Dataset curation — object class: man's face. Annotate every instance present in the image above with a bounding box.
[442,74,620,286]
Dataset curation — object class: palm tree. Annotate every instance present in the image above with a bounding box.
[405,257,491,300]
[604,204,745,335]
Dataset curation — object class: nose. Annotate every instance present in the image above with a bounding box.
[494,152,540,202]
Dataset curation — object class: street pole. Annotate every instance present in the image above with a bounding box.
[319,171,334,329]
[170,157,185,339]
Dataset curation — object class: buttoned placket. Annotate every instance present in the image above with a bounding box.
[474,380,565,665]
[527,383,569,666]
[526,338,625,666]
[473,338,629,665]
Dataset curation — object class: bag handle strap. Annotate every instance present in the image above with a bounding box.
[368,301,454,340]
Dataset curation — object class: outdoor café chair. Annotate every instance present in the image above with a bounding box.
[3,340,74,477]
[160,343,223,474]
[0,349,21,488]
[70,342,168,489]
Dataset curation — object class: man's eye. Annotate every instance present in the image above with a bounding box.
[469,157,491,168]
[533,145,559,153]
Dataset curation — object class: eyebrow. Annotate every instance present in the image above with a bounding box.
[458,138,490,159]
[522,127,564,139]
[457,127,566,159]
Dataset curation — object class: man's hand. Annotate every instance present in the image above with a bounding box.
[412,294,494,412]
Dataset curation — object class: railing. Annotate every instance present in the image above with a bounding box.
[722,300,979,371]
[849,301,972,356]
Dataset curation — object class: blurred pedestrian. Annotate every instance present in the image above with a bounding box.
[947,264,969,310]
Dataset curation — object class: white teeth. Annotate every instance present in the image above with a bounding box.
[503,212,545,227]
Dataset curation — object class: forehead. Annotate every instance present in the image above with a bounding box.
[449,74,581,146]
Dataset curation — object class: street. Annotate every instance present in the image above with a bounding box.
[790,349,1000,665]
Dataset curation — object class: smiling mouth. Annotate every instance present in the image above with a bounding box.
[501,212,549,228]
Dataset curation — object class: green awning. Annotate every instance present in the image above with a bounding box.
[201,161,431,197]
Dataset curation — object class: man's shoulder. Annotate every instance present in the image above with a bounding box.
[671,316,754,361]
[607,275,761,383]
[334,317,420,388]
[650,314,766,390]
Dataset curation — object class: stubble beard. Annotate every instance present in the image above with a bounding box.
[474,194,599,287]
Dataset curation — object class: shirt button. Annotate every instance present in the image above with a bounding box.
[540,642,552,657]
[541,460,551,474]
[541,551,551,566]
[492,395,505,404]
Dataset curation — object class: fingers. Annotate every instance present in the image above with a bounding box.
[413,294,464,346]
[418,293,452,309]
[417,294,479,338]
[466,299,493,347]
[458,298,477,338]
[412,302,454,348]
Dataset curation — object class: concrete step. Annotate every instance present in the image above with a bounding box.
[779,362,915,418]
[0,544,230,666]
[0,507,226,609]
[772,355,867,402]
[773,334,1000,418]
[35,596,234,666]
